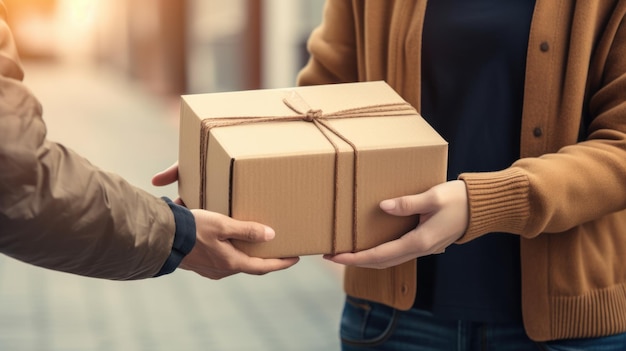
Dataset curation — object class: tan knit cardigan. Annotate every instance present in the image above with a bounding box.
[298,0,626,342]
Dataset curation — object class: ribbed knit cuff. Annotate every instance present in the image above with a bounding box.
[457,168,531,243]
[154,197,196,277]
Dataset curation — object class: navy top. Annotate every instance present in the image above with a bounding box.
[414,0,536,322]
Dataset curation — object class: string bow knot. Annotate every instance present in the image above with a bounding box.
[303,109,323,122]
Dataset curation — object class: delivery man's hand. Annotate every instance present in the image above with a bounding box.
[324,180,469,269]
[184,210,299,279]
[152,161,299,279]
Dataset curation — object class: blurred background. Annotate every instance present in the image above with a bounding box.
[0,1,348,350]
[5,0,326,93]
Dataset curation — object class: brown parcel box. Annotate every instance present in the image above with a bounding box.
[178,81,448,258]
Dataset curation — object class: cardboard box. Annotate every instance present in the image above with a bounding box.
[178,81,447,258]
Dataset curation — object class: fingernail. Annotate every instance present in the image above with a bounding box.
[380,200,396,211]
[264,226,275,240]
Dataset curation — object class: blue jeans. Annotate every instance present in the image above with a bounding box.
[340,296,626,351]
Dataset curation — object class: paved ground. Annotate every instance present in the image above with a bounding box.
[0,61,345,351]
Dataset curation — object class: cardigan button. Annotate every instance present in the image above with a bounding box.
[540,41,550,52]
[533,127,543,137]
[401,284,409,294]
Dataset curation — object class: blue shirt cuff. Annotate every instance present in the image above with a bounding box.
[155,197,196,277]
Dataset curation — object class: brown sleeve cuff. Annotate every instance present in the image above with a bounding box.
[457,168,531,243]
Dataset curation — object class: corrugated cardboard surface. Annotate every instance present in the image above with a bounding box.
[179,81,448,258]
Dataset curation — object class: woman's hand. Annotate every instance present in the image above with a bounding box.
[324,180,469,269]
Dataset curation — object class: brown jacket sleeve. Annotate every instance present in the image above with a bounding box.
[0,3,176,280]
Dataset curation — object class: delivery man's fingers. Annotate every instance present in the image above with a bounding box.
[182,250,298,279]
[214,217,299,273]
[191,210,275,243]
[152,161,179,186]
[219,216,277,243]
[237,256,300,276]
